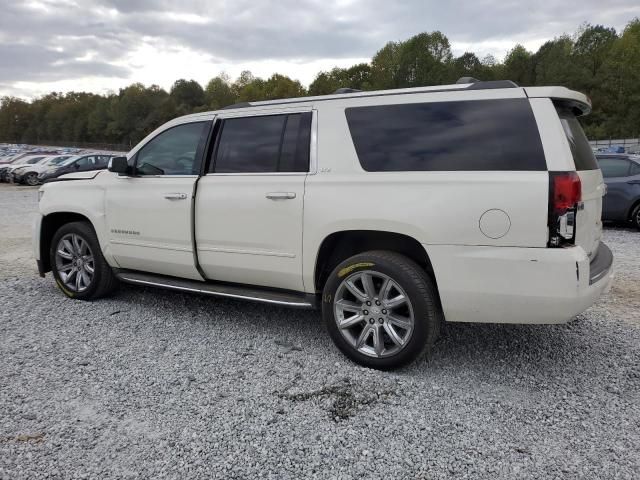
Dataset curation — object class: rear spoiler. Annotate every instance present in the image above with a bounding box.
[524,86,591,116]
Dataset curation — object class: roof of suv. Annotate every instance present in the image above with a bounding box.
[173,80,591,125]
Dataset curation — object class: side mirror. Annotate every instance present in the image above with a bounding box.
[108,156,129,175]
[73,163,80,170]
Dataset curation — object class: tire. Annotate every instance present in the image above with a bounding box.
[631,204,640,230]
[23,172,39,186]
[50,221,119,300]
[322,250,442,370]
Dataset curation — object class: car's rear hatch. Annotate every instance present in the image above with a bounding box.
[555,105,604,258]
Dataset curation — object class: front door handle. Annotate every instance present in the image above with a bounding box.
[627,180,640,185]
[164,193,188,200]
[266,192,296,200]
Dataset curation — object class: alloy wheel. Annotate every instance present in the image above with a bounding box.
[333,270,415,358]
[55,233,95,292]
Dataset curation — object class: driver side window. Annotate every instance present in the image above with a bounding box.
[136,122,208,176]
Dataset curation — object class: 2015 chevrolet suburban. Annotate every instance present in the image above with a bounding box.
[33,79,614,369]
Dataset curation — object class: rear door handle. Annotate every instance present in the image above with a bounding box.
[164,193,188,200]
[266,192,296,200]
[627,180,640,185]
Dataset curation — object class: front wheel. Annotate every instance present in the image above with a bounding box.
[50,221,118,300]
[24,172,40,186]
[322,251,442,370]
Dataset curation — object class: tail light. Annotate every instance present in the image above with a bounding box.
[548,171,581,247]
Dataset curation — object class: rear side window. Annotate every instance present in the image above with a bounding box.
[345,99,545,171]
[631,162,640,176]
[598,157,632,178]
[556,106,598,171]
[211,113,312,173]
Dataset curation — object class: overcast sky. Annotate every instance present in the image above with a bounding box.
[1,0,638,99]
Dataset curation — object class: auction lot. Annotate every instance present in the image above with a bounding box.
[0,184,638,479]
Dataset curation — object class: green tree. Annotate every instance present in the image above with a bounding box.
[395,31,453,87]
[504,44,534,85]
[170,79,205,112]
[205,75,236,109]
[533,37,577,86]
[370,41,402,89]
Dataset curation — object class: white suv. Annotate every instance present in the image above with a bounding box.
[33,79,613,369]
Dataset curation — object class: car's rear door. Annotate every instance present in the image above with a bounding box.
[194,108,313,291]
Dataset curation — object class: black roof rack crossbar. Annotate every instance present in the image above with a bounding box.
[333,88,362,94]
[221,102,252,110]
[467,80,518,89]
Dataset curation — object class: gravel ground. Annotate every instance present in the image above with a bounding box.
[0,184,639,479]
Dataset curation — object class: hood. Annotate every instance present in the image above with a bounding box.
[48,170,103,182]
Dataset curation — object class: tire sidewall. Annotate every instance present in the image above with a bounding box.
[322,253,438,370]
[50,222,102,300]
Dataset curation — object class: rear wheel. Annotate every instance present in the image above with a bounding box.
[50,221,118,300]
[323,250,442,370]
[631,204,640,230]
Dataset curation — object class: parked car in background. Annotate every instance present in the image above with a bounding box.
[37,153,115,183]
[597,154,640,229]
[10,155,72,185]
[0,155,48,182]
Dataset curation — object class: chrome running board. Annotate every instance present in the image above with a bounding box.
[114,270,318,309]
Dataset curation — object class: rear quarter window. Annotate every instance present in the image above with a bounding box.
[345,98,546,172]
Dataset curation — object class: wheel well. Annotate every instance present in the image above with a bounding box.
[314,230,438,293]
[40,212,91,273]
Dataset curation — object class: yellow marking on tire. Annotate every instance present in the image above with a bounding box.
[338,262,374,278]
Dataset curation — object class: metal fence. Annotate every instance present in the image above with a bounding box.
[589,138,640,153]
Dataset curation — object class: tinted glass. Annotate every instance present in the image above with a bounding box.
[280,113,312,172]
[212,113,311,173]
[556,106,599,171]
[75,156,91,167]
[630,161,640,176]
[136,122,207,175]
[345,99,546,172]
[598,158,632,178]
[214,115,284,173]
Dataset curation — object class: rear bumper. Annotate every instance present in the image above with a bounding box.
[589,242,613,285]
[426,242,614,324]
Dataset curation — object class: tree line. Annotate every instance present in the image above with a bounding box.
[1,19,639,147]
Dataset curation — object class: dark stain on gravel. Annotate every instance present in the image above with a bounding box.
[278,379,398,421]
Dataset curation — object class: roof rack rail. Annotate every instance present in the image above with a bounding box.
[333,88,362,94]
[221,102,252,110]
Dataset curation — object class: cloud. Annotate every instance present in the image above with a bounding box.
[0,0,638,98]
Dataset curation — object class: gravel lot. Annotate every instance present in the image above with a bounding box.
[1,184,639,479]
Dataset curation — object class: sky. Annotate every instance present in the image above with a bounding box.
[0,0,639,99]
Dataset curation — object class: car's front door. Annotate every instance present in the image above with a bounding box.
[105,120,211,280]
[195,109,313,291]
